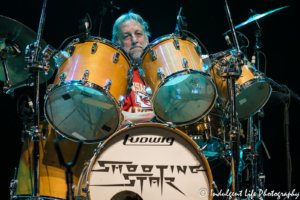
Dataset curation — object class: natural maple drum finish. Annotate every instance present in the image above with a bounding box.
[15,121,97,199]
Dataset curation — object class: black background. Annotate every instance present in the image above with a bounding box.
[1,0,300,198]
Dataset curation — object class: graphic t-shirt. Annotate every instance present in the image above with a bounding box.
[122,70,152,113]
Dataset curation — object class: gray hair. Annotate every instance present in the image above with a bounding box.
[112,10,151,45]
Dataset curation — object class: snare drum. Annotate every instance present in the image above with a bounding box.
[139,34,217,126]
[44,38,132,143]
[210,50,272,121]
[77,123,213,200]
[15,121,97,199]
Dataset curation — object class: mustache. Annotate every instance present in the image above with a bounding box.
[130,44,143,50]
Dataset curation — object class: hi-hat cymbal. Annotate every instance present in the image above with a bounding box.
[0,15,55,85]
[224,6,289,34]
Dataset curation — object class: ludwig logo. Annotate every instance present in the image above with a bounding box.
[123,134,175,146]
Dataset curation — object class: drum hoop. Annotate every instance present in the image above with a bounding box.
[12,195,65,200]
[235,78,272,121]
[44,80,122,143]
[84,123,213,200]
[151,69,218,126]
[138,34,198,67]
[62,37,133,67]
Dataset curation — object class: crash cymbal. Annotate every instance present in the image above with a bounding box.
[0,15,55,84]
[224,6,289,34]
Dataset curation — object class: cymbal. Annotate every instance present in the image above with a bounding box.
[224,6,289,34]
[0,15,55,85]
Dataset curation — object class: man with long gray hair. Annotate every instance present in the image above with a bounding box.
[112,11,155,126]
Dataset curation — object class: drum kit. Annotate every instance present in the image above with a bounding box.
[1,0,299,200]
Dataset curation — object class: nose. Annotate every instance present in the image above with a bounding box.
[132,34,138,44]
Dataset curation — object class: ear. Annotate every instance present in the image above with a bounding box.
[146,37,149,45]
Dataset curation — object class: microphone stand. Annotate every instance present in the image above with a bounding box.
[223,0,243,197]
[267,78,300,200]
[25,0,49,197]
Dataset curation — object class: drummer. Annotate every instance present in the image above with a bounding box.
[112,11,155,126]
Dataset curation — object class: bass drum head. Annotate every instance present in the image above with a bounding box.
[45,83,119,143]
[236,81,271,120]
[86,123,213,200]
[154,73,216,125]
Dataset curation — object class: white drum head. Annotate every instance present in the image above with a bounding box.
[45,84,119,143]
[154,73,216,124]
[87,124,213,200]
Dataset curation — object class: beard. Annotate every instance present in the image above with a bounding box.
[129,47,143,62]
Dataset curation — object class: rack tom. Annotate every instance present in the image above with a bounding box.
[209,50,271,120]
[44,38,132,143]
[138,34,217,126]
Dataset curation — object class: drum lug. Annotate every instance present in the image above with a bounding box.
[181,58,189,69]
[58,72,67,86]
[145,86,152,95]
[150,47,157,61]
[119,95,125,106]
[139,69,145,77]
[157,68,165,80]
[91,41,98,54]
[82,186,89,194]
[113,52,120,63]
[82,70,89,82]
[164,122,175,129]
[194,45,202,56]
[104,79,112,91]
[172,34,180,50]
[127,69,133,79]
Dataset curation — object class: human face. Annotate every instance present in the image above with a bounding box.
[119,19,149,63]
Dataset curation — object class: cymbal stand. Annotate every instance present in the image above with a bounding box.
[25,0,49,198]
[223,0,243,196]
[0,48,13,95]
[252,17,266,197]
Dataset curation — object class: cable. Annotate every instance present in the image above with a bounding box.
[57,34,82,51]
[236,31,250,49]
[253,50,267,76]
[184,30,209,55]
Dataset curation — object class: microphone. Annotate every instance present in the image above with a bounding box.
[27,96,34,113]
[225,35,234,49]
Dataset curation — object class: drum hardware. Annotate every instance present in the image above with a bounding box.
[145,86,152,95]
[91,40,98,54]
[164,121,175,129]
[82,70,90,82]
[149,46,157,61]
[222,0,245,195]
[104,79,112,91]
[112,49,120,64]
[124,120,136,128]
[53,51,70,68]
[172,35,180,50]
[194,45,202,56]
[138,69,145,77]
[53,139,83,200]
[118,95,125,105]
[157,68,165,80]
[58,71,68,86]
[181,58,189,69]
[9,167,18,199]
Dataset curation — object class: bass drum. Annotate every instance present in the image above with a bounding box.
[76,123,213,200]
[14,121,97,199]
[44,37,132,143]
